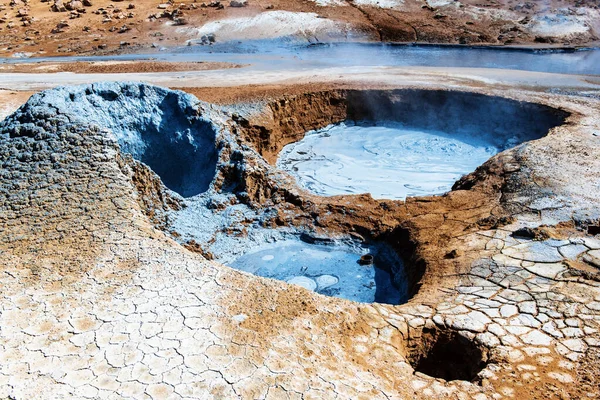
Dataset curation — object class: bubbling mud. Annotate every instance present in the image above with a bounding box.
[267,89,570,200]
[228,237,408,304]
[278,122,501,199]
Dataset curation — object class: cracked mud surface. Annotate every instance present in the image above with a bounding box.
[1,76,600,400]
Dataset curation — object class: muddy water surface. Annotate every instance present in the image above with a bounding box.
[277,122,500,200]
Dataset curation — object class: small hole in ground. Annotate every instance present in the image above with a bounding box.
[588,225,600,235]
[408,328,488,382]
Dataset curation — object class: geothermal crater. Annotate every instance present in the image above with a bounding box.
[273,90,570,199]
[4,80,600,400]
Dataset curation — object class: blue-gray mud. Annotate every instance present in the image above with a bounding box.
[229,237,408,304]
[3,82,220,197]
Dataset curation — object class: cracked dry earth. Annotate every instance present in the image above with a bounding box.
[1,81,600,400]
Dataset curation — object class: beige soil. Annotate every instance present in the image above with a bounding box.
[0,89,34,120]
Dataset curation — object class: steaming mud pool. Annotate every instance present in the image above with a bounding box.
[278,122,502,200]
[229,239,408,304]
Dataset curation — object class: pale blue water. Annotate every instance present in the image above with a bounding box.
[278,123,500,200]
[229,238,408,304]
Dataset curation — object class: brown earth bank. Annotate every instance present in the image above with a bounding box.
[0,0,598,58]
[185,85,599,399]
[0,60,241,73]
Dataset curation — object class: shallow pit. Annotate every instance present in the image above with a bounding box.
[248,89,569,200]
[227,236,408,304]
[408,328,489,382]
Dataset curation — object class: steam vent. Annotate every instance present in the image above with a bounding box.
[1,30,600,400]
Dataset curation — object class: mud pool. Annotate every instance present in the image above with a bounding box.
[277,122,501,199]
[228,238,407,304]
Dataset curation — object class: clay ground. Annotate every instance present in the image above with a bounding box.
[0,0,598,58]
[0,62,600,399]
[0,2,599,400]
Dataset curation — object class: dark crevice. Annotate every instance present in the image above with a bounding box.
[408,327,489,382]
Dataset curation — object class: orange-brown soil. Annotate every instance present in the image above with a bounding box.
[0,60,240,73]
[0,0,597,58]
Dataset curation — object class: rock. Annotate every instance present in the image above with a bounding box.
[51,0,67,12]
[199,33,215,45]
[230,0,247,6]
[51,21,69,33]
[65,0,82,10]
[445,249,463,259]
[358,254,373,265]
[511,227,549,240]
